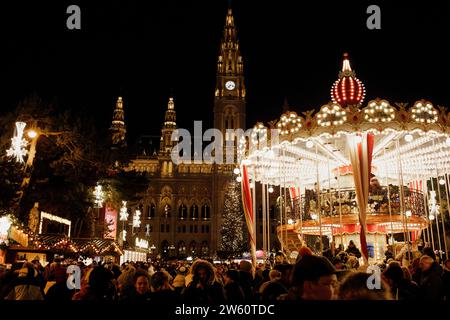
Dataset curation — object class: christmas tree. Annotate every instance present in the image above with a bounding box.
[220,180,246,254]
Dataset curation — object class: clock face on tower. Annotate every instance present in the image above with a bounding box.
[225,80,235,90]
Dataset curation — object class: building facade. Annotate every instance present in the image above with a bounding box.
[109,8,280,258]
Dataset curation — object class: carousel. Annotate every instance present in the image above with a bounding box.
[239,53,450,263]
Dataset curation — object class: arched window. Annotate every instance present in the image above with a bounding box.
[178,204,187,220]
[189,241,197,256]
[201,204,210,220]
[190,204,199,220]
[163,204,171,218]
[201,241,209,257]
[148,204,156,219]
[161,240,169,257]
[178,241,186,256]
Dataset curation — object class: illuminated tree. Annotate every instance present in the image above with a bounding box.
[220,180,246,254]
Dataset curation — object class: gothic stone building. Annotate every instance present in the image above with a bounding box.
[109,8,279,258]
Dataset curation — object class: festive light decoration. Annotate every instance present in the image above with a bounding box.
[277,111,302,136]
[119,201,128,221]
[135,237,149,249]
[133,209,141,228]
[288,219,295,225]
[429,191,440,216]
[268,186,274,193]
[363,100,395,123]
[93,184,105,208]
[439,178,446,185]
[411,101,438,124]
[0,215,12,244]
[6,121,29,163]
[122,229,127,241]
[220,181,245,253]
[405,134,414,142]
[306,140,314,149]
[251,122,268,149]
[233,167,240,175]
[236,176,242,182]
[331,53,365,106]
[405,210,412,218]
[317,103,347,127]
[39,212,71,237]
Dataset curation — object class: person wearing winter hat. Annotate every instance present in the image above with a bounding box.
[287,254,338,300]
[117,263,136,300]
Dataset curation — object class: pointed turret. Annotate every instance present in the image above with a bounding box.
[159,95,177,155]
[110,96,127,149]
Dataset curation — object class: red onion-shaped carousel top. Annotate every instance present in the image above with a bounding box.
[331,53,366,107]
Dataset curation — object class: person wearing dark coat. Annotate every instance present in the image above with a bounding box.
[382,263,420,300]
[441,260,450,301]
[345,240,362,259]
[418,255,444,300]
[223,269,245,303]
[182,259,226,304]
[238,260,257,302]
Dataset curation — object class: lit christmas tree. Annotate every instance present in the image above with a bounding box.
[220,180,246,254]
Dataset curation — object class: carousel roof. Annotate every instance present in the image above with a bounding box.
[240,56,450,187]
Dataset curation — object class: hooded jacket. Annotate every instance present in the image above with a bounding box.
[182,259,226,303]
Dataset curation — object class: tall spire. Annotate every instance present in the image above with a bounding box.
[215,6,245,99]
[159,95,177,155]
[110,96,127,148]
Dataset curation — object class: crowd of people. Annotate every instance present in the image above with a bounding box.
[0,242,449,301]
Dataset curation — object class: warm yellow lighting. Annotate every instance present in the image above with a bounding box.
[27,130,38,139]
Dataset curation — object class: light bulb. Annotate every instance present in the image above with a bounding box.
[236,176,242,183]
[268,186,274,193]
[27,130,38,139]
[233,167,240,175]
[404,134,413,142]
[311,213,318,220]
[439,178,445,185]
[288,219,294,225]
[405,210,412,218]
[429,214,435,221]
[306,140,314,149]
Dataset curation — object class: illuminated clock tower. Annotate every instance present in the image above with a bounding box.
[213,7,246,162]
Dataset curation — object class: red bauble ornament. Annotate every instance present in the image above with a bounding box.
[331,53,365,107]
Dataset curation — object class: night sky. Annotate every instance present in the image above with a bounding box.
[2,0,450,145]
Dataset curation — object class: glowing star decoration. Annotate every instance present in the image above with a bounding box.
[119,201,128,221]
[133,209,141,228]
[93,184,105,208]
[317,103,347,127]
[363,100,395,123]
[331,53,366,107]
[6,122,29,163]
[411,101,438,124]
[277,111,302,136]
